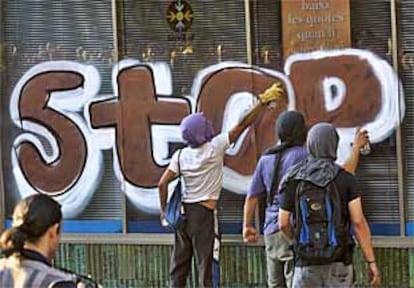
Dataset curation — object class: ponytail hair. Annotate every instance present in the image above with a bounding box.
[1,194,62,257]
[0,227,26,257]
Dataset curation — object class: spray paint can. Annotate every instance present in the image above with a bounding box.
[359,129,371,155]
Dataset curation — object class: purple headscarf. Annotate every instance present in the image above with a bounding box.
[180,113,215,148]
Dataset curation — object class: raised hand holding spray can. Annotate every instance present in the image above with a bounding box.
[359,128,371,155]
[258,82,285,108]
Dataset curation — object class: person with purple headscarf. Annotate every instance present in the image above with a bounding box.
[158,84,282,288]
[180,112,216,149]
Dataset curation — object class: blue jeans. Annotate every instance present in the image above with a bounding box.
[292,262,353,288]
[264,231,294,288]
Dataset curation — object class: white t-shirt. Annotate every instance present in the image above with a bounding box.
[168,133,230,203]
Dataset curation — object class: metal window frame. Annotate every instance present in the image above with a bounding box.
[0,0,411,245]
[60,233,414,248]
[391,0,407,237]
[0,0,6,235]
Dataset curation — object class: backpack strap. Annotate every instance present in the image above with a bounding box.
[177,149,183,176]
[326,174,350,238]
[267,150,285,206]
[294,180,305,242]
[325,183,338,247]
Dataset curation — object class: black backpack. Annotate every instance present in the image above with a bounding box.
[293,178,349,265]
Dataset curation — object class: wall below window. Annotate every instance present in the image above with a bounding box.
[54,243,413,287]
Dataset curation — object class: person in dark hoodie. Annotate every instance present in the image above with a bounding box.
[278,123,380,288]
[243,112,369,288]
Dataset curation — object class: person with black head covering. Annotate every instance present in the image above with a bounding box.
[243,111,307,288]
[0,194,80,288]
[243,113,369,288]
[278,123,380,288]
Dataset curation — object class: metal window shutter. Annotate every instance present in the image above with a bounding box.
[399,0,414,221]
[349,1,400,224]
[118,1,248,95]
[1,1,406,231]
[249,1,401,227]
[1,0,120,220]
[250,0,283,70]
[118,1,248,227]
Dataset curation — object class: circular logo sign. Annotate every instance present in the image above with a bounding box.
[166,0,193,33]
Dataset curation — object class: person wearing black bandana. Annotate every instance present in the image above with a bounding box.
[243,112,369,288]
[278,123,380,288]
[0,194,80,287]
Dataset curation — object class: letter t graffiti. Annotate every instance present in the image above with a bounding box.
[89,63,190,188]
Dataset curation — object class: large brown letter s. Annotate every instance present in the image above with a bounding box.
[10,61,103,218]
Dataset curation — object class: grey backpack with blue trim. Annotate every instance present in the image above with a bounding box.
[293,179,349,265]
